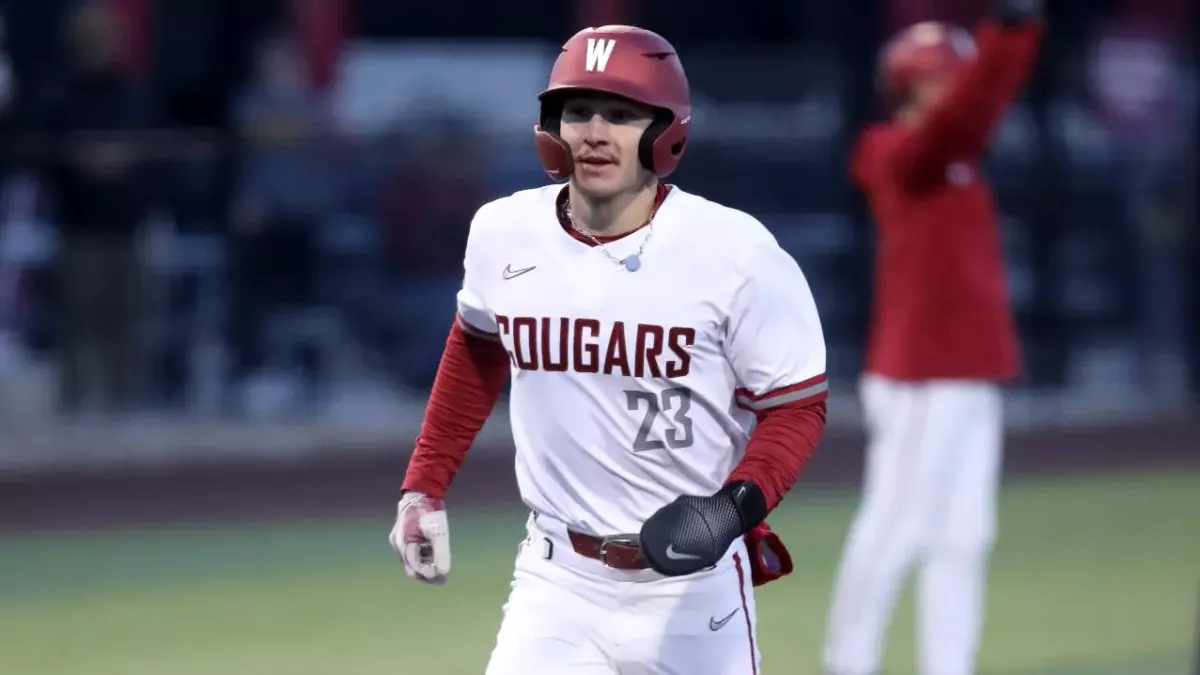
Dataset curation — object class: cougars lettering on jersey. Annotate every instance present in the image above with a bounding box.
[455,186,827,535]
[494,316,694,378]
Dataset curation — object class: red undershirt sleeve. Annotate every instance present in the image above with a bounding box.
[727,399,827,510]
[401,319,511,498]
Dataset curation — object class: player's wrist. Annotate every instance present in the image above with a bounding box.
[400,478,446,500]
[717,480,768,534]
[398,490,444,510]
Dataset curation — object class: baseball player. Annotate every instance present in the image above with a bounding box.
[821,3,1044,675]
[388,25,829,675]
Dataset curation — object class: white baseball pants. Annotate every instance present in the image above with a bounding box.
[485,513,762,675]
[823,375,1003,675]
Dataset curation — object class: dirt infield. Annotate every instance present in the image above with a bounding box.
[1,419,1196,532]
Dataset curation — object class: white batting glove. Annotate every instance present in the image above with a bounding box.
[388,491,451,584]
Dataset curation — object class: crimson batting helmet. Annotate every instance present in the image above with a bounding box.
[534,25,691,181]
[878,21,977,103]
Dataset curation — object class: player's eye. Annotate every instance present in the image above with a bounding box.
[604,109,633,123]
[561,105,594,123]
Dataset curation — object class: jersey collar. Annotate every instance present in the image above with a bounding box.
[556,183,673,247]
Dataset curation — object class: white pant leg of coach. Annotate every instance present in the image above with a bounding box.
[915,380,1002,675]
[485,514,761,675]
[822,376,1003,675]
[822,376,926,673]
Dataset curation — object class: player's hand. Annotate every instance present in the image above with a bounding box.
[388,491,451,584]
[638,481,768,577]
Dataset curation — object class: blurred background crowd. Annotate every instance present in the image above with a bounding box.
[0,0,1194,435]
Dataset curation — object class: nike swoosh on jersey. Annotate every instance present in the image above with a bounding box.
[502,264,536,279]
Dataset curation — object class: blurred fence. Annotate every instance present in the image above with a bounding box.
[0,33,1195,474]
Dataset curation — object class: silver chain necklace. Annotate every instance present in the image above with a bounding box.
[564,200,657,272]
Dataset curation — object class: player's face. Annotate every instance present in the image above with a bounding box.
[559,95,656,199]
[909,73,952,118]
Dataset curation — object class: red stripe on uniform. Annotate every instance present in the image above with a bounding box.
[732,551,758,674]
[735,372,828,405]
[726,399,827,510]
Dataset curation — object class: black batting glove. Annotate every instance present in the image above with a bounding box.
[638,481,768,577]
[995,0,1042,25]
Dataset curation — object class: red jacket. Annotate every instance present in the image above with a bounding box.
[853,21,1042,382]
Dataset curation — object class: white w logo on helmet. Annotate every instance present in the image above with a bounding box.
[584,38,616,73]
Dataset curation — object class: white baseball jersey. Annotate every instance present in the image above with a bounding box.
[457,185,827,535]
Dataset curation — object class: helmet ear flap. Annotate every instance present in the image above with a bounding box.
[534,93,573,181]
[637,113,670,173]
[638,111,687,178]
[534,128,573,181]
[539,93,565,135]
